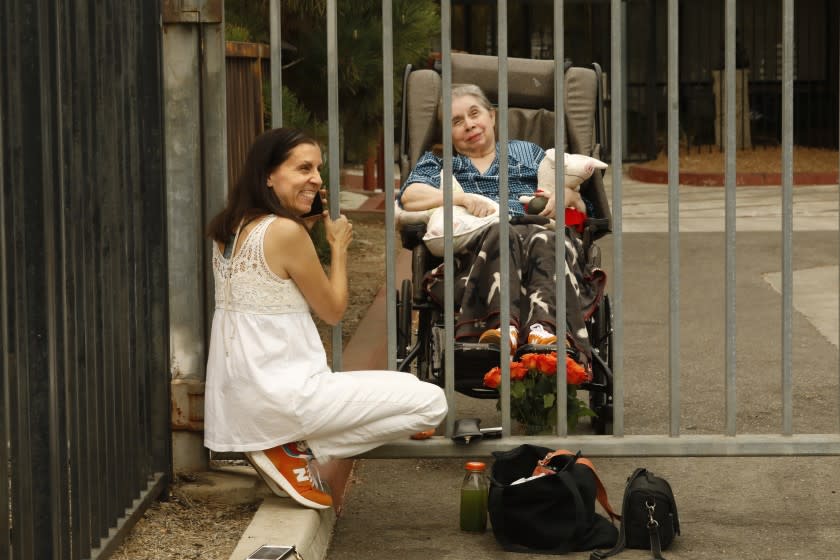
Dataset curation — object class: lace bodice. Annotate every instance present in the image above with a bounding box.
[213,215,309,314]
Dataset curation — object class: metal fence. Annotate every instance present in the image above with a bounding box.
[270,0,839,459]
[1,1,171,559]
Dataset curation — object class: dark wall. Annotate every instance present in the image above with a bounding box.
[1,1,170,558]
[449,0,838,155]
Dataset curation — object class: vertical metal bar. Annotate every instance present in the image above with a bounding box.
[667,0,680,438]
[326,0,342,371]
[46,3,71,555]
[0,1,10,552]
[610,0,624,437]
[270,0,282,127]
[441,0,455,436]
[382,0,397,370]
[781,0,794,435]
[838,18,840,435]
[554,0,568,436]
[724,0,737,437]
[497,0,511,437]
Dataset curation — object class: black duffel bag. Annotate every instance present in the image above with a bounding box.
[488,445,619,554]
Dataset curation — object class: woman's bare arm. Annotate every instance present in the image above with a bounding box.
[262,215,353,325]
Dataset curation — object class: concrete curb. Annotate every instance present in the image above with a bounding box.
[228,499,336,560]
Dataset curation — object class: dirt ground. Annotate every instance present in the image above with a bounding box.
[643,145,838,173]
[111,213,389,560]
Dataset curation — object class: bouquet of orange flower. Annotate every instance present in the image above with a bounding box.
[482,352,595,434]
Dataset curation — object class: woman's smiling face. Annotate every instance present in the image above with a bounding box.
[267,142,323,216]
[450,94,496,158]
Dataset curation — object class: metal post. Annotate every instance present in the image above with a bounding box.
[781,0,794,435]
[554,0,568,436]
[383,0,397,369]
[326,0,343,371]
[441,0,456,436]
[724,0,738,437]
[498,0,511,436]
[162,0,226,471]
[270,0,283,128]
[610,0,625,437]
[667,0,681,437]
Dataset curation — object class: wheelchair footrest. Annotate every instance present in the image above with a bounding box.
[450,342,506,399]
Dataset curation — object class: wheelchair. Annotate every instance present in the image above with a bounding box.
[394,53,614,435]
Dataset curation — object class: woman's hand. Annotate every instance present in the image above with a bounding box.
[456,192,497,217]
[324,212,353,252]
[538,187,586,218]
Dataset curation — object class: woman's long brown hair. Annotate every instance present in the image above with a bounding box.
[206,128,319,243]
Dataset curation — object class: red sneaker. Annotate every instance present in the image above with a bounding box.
[245,442,333,510]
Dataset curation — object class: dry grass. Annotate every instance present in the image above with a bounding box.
[110,474,259,560]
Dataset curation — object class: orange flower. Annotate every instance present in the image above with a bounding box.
[483,366,501,389]
[565,356,590,385]
[535,353,558,376]
[519,353,540,371]
[510,361,529,381]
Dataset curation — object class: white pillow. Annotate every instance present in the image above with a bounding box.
[422,204,499,256]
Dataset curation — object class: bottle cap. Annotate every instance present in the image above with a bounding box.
[465,461,486,472]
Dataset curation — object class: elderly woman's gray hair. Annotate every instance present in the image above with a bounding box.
[438,83,495,121]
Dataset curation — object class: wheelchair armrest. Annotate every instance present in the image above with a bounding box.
[399,222,427,251]
[585,217,611,239]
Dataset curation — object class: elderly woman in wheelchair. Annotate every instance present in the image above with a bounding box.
[399,83,605,362]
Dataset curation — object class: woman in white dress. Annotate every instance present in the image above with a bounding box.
[204,128,448,510]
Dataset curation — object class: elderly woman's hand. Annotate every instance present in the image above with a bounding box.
[538,187,586,218]
[455,192,497,218]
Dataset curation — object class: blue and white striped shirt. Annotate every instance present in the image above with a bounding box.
[399,140,545,216]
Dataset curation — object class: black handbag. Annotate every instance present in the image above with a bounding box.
[488,445,619,554]
[590,468,681,560]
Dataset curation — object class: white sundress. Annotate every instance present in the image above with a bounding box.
[203,214,448,461]
[204,215,330,451]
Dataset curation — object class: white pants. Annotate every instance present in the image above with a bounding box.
[295,370,448,463]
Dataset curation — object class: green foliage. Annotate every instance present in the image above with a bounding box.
[225,0,439,162]
[261,84,326,140]
[224,24,252,42]
[225,0,270,43]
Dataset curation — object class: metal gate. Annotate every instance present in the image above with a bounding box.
[1,1,171,559]
[270,0,840,459]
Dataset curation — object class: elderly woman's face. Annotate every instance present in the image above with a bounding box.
[450,94,496,158]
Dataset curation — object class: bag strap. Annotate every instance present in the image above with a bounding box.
[645,497,667,560]
[549,449,621,523]
[576,456,621,523]
[589,467,646,560]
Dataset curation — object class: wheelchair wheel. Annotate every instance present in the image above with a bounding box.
[396,279,412,360]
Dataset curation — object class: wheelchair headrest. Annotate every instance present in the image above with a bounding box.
[402,53,600,175]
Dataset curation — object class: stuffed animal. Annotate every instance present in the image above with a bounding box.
[519,149,608,215]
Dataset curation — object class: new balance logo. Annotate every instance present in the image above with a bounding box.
[293,467,310,483]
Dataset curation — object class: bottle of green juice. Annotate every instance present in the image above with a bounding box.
[459,461,488,532]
